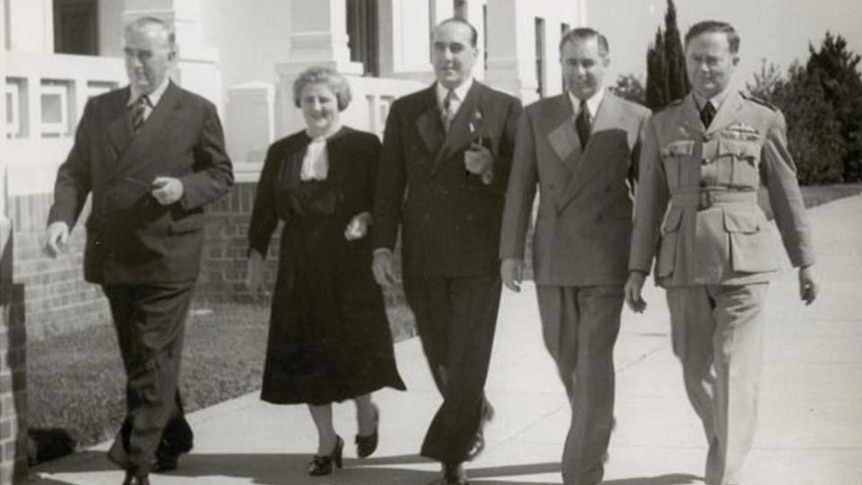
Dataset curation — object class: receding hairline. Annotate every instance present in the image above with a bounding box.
[560,28,610,57]
[124,17,176,47]
[433,18,479,47]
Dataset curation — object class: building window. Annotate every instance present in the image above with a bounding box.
[535,17,546,98]
[53,0,99,56]
[346,0,379,76]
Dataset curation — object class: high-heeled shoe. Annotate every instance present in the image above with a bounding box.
[355,404,379,458]
[308,435,343,476]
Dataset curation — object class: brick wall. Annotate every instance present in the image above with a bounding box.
[10,194,110,340]
[1,218,28,483]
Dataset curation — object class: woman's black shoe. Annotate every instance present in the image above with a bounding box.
[308,435,343,476]
[355,404,379,458]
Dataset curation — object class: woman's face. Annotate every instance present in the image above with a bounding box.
[300,82,339,135]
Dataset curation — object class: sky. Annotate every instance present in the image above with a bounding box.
[584,0,862,91]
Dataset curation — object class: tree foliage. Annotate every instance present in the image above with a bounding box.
[645,0,689,111]
[805,33,862,181]
[610,73,646,105]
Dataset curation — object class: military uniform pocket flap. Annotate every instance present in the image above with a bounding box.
[661,140,695,158]
[723,209,760,234]
[661,206,684,235]
[719,139,759,161]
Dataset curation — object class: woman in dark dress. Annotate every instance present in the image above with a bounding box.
[246,66,405,476]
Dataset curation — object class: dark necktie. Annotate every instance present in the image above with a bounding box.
[442,90,456,132]
[575,99,591,147]
[700,101,716,129]
[131,95,151,135]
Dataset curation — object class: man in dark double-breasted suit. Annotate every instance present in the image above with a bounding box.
[45,17,233,485]
[500,28,649,485]
[371,17,522,485]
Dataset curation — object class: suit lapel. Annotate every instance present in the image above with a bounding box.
[557,93,622,210]
[545,94,580,170]
[428,82,483,178]
[706,91,744,136]
[680,94,705,137]
[110,81,188,178]
[414,87,444,156]
[106,87,133,159]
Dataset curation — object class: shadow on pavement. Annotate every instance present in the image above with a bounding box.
[35,450,701,485]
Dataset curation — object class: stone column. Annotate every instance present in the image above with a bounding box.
[276,0,364,135]
[0,0,29,482]
[123,0,223,107]
[484,0,539,102]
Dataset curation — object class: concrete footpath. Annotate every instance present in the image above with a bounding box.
[33,196,862,485]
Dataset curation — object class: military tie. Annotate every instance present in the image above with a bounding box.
[575,99,591,148]
[700,101,716,129]
[442,89,457,132]
[130,95,151,135]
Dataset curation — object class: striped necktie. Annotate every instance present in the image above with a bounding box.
[442,90,457,132]
[131,95,151,135]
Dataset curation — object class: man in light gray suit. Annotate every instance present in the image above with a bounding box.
[500,28,649,485]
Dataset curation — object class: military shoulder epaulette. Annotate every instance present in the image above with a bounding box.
[740,92,777,111]
[667,98,685,107]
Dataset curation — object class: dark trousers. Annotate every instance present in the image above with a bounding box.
[403,275,501,464]
[103,282,195,473]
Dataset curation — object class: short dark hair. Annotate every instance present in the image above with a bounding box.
[684,20,740,54]
[436,17,478,47]
[125,16,176,49]
[292,66,353,111]
[560,27,609,57]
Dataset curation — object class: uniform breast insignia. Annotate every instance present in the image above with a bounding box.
[721,122,760,142]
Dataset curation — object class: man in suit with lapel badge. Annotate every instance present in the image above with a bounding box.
[624,21,819,485]
[500,28,649,485]
[44,17,233,485]
[372,17,522,485]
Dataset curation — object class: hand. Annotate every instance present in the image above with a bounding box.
[464,143,493,184]
[44,221,70,258]
[372,249,396,290]
[151,176,184,205]
[799,265,819,305]
[501,258,524,293]
[345,212,372,241]
[624,271,648,313]
[247,250,265,300]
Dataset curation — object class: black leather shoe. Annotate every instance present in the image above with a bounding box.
[152,418,194,473]
[122,471,150,485]
[308,435,344,476]
[355,404,379,458]
[442,462,468,485]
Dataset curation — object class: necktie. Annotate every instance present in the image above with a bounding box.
[575,99,591,147]
[700,101,716,129]
[442,90,456,132]
[131,95,150,135]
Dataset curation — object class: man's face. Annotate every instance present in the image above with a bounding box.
[431,22,478,90]
[685,31,739,99]
[561,36,609,100]
[124,26,174,94]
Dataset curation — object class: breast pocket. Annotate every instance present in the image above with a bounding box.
[660,141,694,190]
[723,208,777,273]
[718,139,761,189]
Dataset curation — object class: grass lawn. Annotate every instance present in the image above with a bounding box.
[28,288,415,458]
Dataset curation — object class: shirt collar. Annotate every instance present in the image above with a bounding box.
[568,87,605,118]
[693,86,733,112]
[436,77,474,108]
[128,77,171,108]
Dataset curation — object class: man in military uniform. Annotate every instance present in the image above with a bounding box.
[624,20,819,485]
